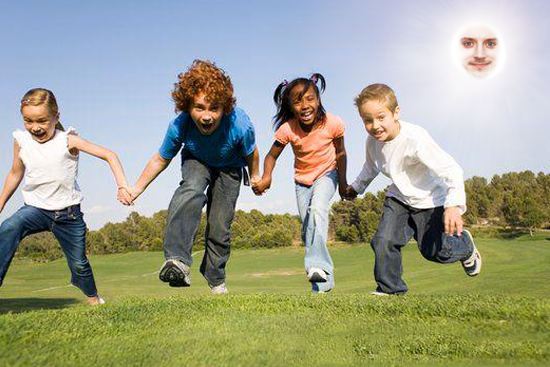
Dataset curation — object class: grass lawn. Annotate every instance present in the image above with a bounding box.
[1,235,549,366]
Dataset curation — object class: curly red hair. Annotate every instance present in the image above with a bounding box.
[172,59,236,114]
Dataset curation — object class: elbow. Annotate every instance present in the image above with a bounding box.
[153,153,171,168]
[104,150,119,164]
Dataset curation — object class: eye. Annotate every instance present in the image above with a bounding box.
[462,41,474,48]
[485,41,496,48]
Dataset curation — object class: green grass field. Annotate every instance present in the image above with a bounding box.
[1,235,549,366]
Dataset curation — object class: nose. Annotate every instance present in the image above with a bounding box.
[202,114,212,123]
[474,43,485,58]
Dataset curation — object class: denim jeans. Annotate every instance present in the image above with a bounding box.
[163,157,242,287]
[0,204,98,297]
[295,170,338,292]
[371,197,474,294]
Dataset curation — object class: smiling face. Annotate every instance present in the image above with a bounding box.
[456,24,501,78]
[189,93,224,135]
[289,85,320,126]
[21,104,58,143]
[358,99,401,142]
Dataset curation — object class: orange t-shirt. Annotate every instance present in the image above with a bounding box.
[275,112,345,186]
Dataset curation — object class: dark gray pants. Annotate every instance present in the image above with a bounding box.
[163,158,241,286]
[371,197,473,294]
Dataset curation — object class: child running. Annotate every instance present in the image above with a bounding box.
[345,83,482,295]
[253,74,350,293]
[0,88,132,305]
[129,60,260,294]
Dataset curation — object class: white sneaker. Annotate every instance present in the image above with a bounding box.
[98,296,106,305]
[307,267,328,283]
[370,291,390,296]
[210,283,228,295]
[461,230,482,277]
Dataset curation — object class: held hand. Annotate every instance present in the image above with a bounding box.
[340,185,358,201]
[117,187,133,206]
[252,177,271,196]
[250,174,261,188]
[443,206,463,236]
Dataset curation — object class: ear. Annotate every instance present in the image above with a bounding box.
[393,106,401,120]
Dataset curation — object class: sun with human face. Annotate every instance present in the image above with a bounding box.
[454,24,503,79]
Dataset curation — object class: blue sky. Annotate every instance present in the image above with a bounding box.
[1,0,549,229]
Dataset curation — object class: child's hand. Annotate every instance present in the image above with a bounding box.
[117,187,133,206]
[443,206,463,236]
[340,185,358,201]
[252,177,271,196]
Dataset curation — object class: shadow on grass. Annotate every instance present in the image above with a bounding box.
[0,298,79,314]
[496,230,525,240]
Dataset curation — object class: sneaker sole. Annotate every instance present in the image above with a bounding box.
[463,231,482,277]
[159,262,190,287]
[308,272,327,283]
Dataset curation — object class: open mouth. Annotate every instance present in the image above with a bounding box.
[32,132,47,139]
[300,110,315,122]
[200,123,213,132]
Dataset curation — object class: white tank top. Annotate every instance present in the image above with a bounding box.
[13,127,83,210]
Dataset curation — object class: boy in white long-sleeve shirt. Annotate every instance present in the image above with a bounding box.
[346,84,482,295]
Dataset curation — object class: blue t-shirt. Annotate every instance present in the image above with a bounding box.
[158,107,256,168]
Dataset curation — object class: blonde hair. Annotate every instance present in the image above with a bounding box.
[20,88,64,131]
[354,83,399,113]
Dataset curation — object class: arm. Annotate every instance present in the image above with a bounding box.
[68,135,132,205]
[0,141,25,214]
[131,152,171,201]
[415,134,466,235]
[252,141,285,195]
[349,140,378,197]
[245,146,261,186]
[333,136,351,200]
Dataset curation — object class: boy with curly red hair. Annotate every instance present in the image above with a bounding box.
[130,60,260,294]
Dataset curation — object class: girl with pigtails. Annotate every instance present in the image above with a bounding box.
[253,74,351,293]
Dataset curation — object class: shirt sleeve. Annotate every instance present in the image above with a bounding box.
[158,117,184,160]
[241,124,256,157]
[274,123,290,145]
[332,115,345,139]
[12,130,25,148]
[415,132,467,214]
[351,140,379,194]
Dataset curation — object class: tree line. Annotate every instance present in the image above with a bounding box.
[15,170,550,261]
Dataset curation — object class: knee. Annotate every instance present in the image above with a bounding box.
[307,203,328,218]
[371,235,393,254]
[70,259,92,276]
[0,216,24,236]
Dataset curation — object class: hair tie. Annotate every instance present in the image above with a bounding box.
[281,79,288,87]
[309,75,319,84]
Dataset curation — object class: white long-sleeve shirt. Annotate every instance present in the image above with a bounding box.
[351,121,466,213]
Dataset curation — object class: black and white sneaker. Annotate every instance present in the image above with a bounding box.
[159,259,191,287]
[461,230,482,277]
[307,267,328,283]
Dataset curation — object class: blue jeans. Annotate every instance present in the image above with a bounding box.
[372,197,474,294]
[295,170,338,292]
[163,158,242,287]
[0,205,98,297]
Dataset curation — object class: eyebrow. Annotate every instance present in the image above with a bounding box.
[461,37,498,42]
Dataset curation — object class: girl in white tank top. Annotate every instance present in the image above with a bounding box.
[0,88,132,306]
